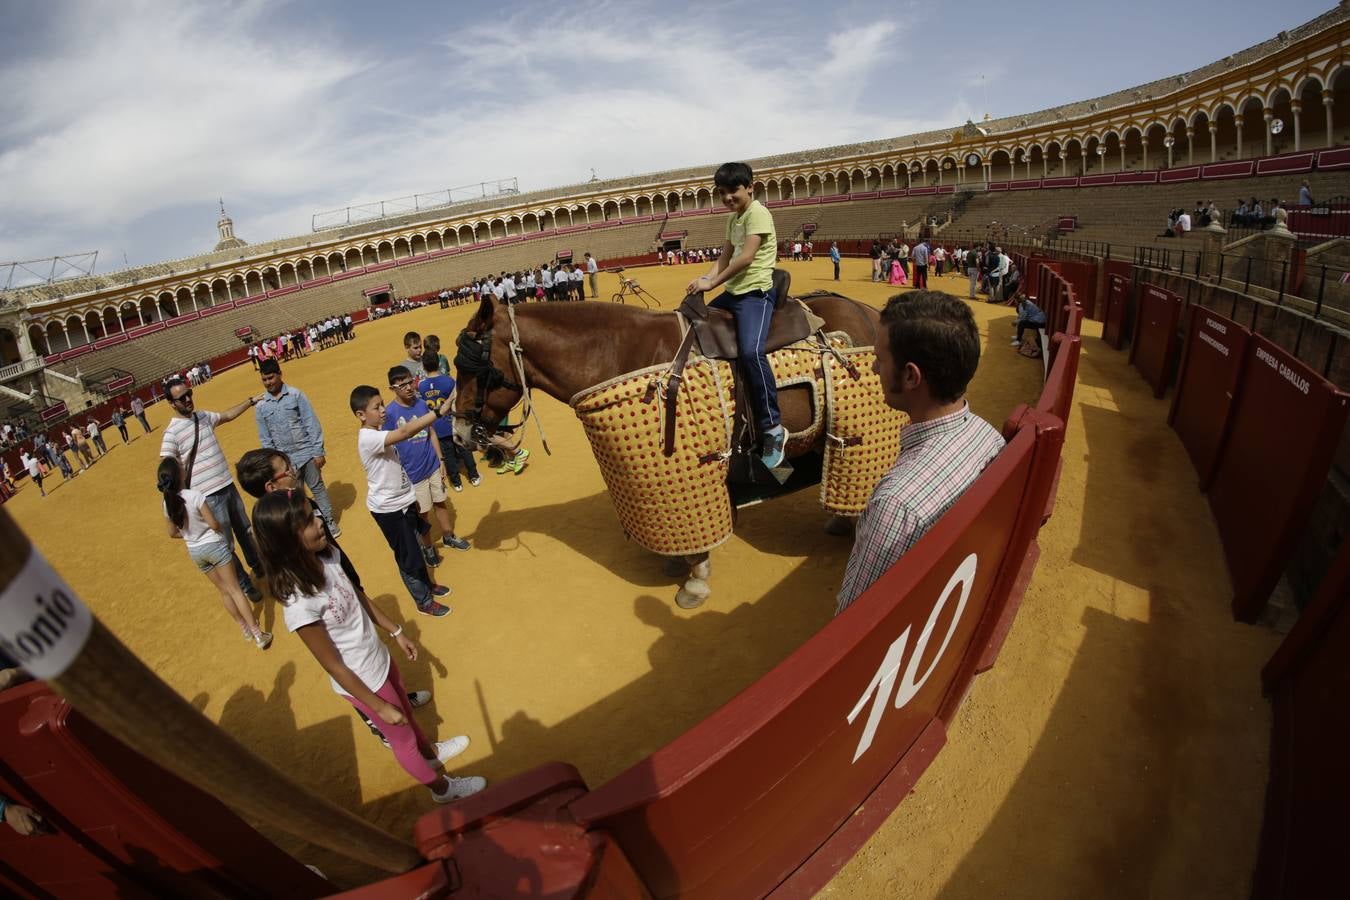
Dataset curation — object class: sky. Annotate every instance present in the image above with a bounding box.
[0,0,1336,283]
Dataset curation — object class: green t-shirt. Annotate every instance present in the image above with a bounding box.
[724,200,777,295]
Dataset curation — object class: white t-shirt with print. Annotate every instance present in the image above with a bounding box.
[282,547,391,697]
[357,427,416,513]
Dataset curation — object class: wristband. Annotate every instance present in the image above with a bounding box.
[390,625,403,638]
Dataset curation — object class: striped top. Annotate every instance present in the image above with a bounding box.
[836,403,1004,615]
[160,411,232,496]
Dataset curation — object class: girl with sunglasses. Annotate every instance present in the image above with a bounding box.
[157,456,272,649]
[251,489,485,803]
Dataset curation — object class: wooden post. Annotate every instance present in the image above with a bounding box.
[0,512,423,874]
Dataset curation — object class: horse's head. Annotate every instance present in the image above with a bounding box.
[452,296,523,452]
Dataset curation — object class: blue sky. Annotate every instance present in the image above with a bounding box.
[0,0,1335,282]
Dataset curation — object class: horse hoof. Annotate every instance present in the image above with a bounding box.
[691,560,712,580]
[824,515,855,536]
[675,588,706,610]
[663,557,691,578]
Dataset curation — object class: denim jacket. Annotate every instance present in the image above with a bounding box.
[255,385,325,467]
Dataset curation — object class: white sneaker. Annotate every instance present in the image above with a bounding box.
[254,631,273,650]
[431,775,487,803]
[408,690,432,708]
[1011,339,1021,346]
[425,735,470,767]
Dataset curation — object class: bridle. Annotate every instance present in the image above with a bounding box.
[452,303,550,454]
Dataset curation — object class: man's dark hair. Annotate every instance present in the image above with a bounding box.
[237,448,288,499]
[258,358,281,376]
[422,350,441,374]
[350,384,381,414]
[713,162,754,191]
[164,377,187,398]
[879,291,981,404]
[403,331,421,348]
[387,366,413,386]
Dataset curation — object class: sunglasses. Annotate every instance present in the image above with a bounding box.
[172,390,193,403]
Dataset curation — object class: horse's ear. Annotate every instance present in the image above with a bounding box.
[474,294,495,325]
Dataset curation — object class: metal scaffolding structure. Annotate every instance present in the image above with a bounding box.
[1,251,99,291]
[311,178,520,232]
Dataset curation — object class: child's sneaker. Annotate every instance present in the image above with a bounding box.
[425,735,470,767]
[408,690,432,708]
[468,475,481,487]
[431,776,487,803]
[431,584,452,598]
[417,600,451,617]
[442,535,471,551]
[422,546,442,567]
[254,631,274,650]
[451,480,463,492]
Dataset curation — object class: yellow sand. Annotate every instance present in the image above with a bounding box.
[5,259,1278,895]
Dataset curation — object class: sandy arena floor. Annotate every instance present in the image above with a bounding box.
[4,259,1279,896]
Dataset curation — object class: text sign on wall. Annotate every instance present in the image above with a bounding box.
[1167,308,1250,487]
[1129,284,1183,397]
[1206,335,1350,622]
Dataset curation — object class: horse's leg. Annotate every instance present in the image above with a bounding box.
[662,556,691,578]
[675,553,712,609]
[824,515,855,536]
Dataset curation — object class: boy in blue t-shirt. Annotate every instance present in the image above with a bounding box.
[383,366,471,569]
[417,353,481,491]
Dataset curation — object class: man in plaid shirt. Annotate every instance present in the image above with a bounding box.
[837,292,1004,615]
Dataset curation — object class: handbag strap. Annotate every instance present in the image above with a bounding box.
[183,413,201,490]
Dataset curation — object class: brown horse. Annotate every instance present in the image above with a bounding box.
[451,293,880,607]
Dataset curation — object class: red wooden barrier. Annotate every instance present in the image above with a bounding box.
[1054,260,1098,320]
[1103,273,1131,349]
[1206,336,1350,621]
[0,682,330,898]
[1252,538,1350,898]
[565,413,1063,899]
[1167,308,1250,488]
[1128,284,1183,398]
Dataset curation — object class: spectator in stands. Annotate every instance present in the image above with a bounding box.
[159,377,266,602]
[835,292,1004,614]
[1270,199,1287,228]
[349,382,450,617]
[1299,180,1313,207]
[255,358,339,537]
[830,242,841,280]
[1011,296,1047,349]
[1173,209,1192,237]
[1205,200,1219,226]
[1233,198,1249,226]
[1250,198,1264,225]
[686,161,786,469]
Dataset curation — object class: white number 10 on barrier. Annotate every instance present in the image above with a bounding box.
[847,553,977,764]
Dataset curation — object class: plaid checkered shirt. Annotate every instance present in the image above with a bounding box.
[836,403,1005,615]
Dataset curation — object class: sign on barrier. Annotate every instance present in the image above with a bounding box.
[40,402,67,422]
[1103,274,1131,349]
[1206,335,1350,622]
[1167,308,1250,487]
[1128,284,1183,397]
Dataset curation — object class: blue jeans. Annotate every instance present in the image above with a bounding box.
[709,288,781,432]
[203,484,262,592]
[297,458,335,526]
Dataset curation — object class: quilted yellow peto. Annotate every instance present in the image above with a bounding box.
[570,341,904,556]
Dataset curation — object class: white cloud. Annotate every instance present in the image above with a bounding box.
[0,1,958,270]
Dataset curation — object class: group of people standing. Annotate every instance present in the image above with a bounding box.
[247,315,354,368]
[154,331,493,805]
[15,398,150,498]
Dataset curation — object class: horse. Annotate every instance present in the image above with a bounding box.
[451,293,882,608]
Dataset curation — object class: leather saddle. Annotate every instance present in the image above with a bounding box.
[676,269,810,359]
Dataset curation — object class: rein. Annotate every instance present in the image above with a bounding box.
[454,304,551,455]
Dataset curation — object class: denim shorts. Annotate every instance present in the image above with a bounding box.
[189,540,233,573]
